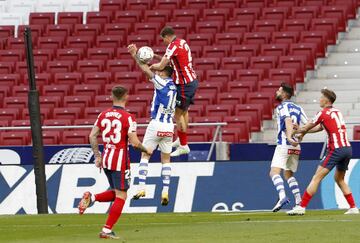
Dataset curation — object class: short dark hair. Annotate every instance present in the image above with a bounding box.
[160,26,175,38]
[281,82,294,98]
[162,65,174,77]
[112,86,128,101]
[321,88,336,104]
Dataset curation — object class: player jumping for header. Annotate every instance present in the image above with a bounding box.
[287,88,359,215]
[78,86,152,239]
[128,44,177,205]
[150,26,199,157]
[270,83,308,212]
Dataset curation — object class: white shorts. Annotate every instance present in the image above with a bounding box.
[271,145,301,172]
[142,120,174,154]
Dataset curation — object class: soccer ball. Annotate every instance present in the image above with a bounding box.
[137,46,154,63]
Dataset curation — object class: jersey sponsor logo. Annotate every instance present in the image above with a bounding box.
[157,131,174,137]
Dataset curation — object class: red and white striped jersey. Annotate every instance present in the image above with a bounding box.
[312,107,351,150]
[164,38,197,85]
[94,106,137,172]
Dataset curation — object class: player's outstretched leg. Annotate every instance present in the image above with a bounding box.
[161,162,171,206]
[99,190,126,239]
[78,190,116,214]
[270,173,289,212]
[334,168,359,214]
[133,157,149,200]
[78,191,93,214]
[171,110,190,157]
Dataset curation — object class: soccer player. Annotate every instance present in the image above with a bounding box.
[150,26,198,157]
[287,88,359,215]
[270,83,308,212]
[127,44,177,205]
[78,86,152,239]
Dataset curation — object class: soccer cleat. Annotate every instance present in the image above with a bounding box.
[170,145,190,157]
[132,190,146,200]
[172,138,180,148]
[99,231,119,239]
[161,192,169,206]
[78,191,92,215]
[272,197,290,212]
[287,205,306,215]
[344,207,359,215]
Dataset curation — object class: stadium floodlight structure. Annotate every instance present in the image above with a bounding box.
[24,27,48,214]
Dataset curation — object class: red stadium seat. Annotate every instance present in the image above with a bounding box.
[61,130,90,144]
[261,7,290,20]
[73,84,102,96]
[260,43,288,56]
[164,22,192,36]
[86,11,113,25]
[246,92,274,119]
[278,55,306,82]
[193,58,220,70]
[104,23,132,36]
[272,31,299,44]
[215,33,242,45]
[66,36,94,49]
[58,12,83,25]
[18,25,43,40]
[64,96,93,108]
[188,104,204,117]
[0,131,30,145]
[99,0,124,12]
[254,19,282,32]
[236,69,265,83]
[268,68,297,85]
[6,37,25,50]
[77,60,104,72]
[233,7,261,21]
[310,18,338,45]
[56,48,84,61]
[84,107,105,119]
[127,0,152,10]
[96,35,123,48]
[225,20,253,33]
[217,92,246,104]
[11,120,30,127]
[186,0,211,9]
[235,104,263,131]
[196,21,223,34]
[11,85,29,97]
[114,71,143,84]
[134,83,155,95]
[0,74,20,86]
[321,6,347,31]
[0,62,14,74]
[172,9,200,23]
[84,72,112,85]
[87,48,115,60]
[33,49,55,62]
[43,84,71,97]
[289,43,317,69]
[114,10,142,23]
[242,0,268,8]
[125,106,146,117]
[42,131,61,145]
[193,116,222,123]
[22,108,52,120]
[95,95,112,107]
[291,6,319,19]
[203,45,230,58]
[250,56,278,74]
[39,96,62,109]
[25,73,52,86]
[0,108,20,120]
[74,24,101,37]
[116,47,133,59]
[54,72,82,85]
[15,61,43,75]
[227,81,256,93]
[231,44,259,57]
[220,128,241,143]
[0,50,23,62]
[107,59,134,72]
[29,12,55,25]
[74,118,96,125]
[243,32,271,44]
[203,8,230,22]
[187,128,211,142]
[194,93,216,105]
[128,94,151,107]
[127,34,155,46]
[214,0,241,8]
[353,126,360,140]
[155,0,181,9]
[37,36,65,49]
[46,60,74,73]
[283,19,310,31]
[302,0,326,6]
[221,57,249,69]
[187,33,214,46]
[134,22,162,35]
[144,9,171,23]
[272,0,299,7]
[43,119,72,126]
[0,26,14,38]
[45,24,73,37]
[206,70,234,82]
[53,107,82,120]
[205,104,234,118]
[300,30,327,57]
[258,80,283,92]
[3,96,27,109]
[223,116,252,134]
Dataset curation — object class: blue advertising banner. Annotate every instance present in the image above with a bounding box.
[1,160,359,215]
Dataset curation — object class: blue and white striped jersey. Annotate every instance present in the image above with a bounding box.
[275,100,308,146]
[149,75,177,124]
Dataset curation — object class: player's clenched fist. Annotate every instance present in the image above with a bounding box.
[94,155,102,168]
[127,44,137,56]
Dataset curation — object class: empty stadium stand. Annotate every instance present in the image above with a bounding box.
[0,0,359,145]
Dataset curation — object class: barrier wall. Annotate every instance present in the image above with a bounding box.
[1,159,360,215]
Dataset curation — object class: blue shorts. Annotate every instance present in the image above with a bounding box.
[176,79,198,111]
[320,146,352,171]
[104,168,131,191]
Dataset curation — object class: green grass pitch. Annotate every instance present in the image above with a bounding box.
[1,211,360,243]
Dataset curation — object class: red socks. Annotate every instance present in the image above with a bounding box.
[177,130,187,146]
[300,191,313,208]
[95,190,115,202]
[345,193,356,208]
[104,197,125,230]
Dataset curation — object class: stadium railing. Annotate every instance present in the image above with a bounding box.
[0,122,228,161]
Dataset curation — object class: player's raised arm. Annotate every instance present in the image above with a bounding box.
[150,55,170,71]
[128,44,154,79]
[89,125,102,168]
